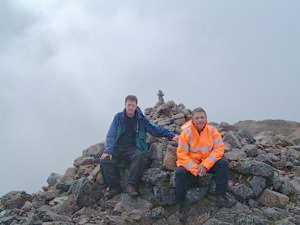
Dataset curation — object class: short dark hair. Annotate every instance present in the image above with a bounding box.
[192,107,207,116]
[125,95,138,104]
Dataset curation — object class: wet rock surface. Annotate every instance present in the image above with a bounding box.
[1,94,300,224]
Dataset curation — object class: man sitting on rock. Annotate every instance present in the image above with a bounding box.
[175,107,234,208]
[100,95,178,198]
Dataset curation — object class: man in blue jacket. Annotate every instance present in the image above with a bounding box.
[100,95,178,198]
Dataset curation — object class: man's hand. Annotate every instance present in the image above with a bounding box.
[100,152,112,160]
[198,165,207,177]
[172,135,179,142]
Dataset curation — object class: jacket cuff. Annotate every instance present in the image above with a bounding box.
[200,161,212,171]
[167,131,177,139]
[103,149,113,154]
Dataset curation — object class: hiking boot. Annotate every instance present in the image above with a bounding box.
[126,184,139,197]
[176,202,188,224]
[216,193,236,208]
[104,187,122,200]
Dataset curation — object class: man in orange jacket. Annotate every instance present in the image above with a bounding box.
[176,107,233,208]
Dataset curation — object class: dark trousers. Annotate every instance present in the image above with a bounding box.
[175,159,229,203]
[100,146,148,189]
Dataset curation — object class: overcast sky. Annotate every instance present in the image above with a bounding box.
[0,0,299,196]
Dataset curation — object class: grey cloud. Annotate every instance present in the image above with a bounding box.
[0,0,299,195]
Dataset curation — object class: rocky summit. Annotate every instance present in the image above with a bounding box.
[1,94,300,225]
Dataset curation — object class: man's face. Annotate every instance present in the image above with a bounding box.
[125,100,137,117]
[192,111,207,130]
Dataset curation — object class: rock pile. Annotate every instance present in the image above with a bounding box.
[1,94,300,225]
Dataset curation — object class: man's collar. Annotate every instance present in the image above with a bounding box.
[122,107,144,119]
[192,121,207,135]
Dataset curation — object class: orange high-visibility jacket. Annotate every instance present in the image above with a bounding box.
[176,121,225,176]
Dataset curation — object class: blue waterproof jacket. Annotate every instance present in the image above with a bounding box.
[104,107,176,154]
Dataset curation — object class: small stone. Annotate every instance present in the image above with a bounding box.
[249,176,267,197]
[55,180,73,193]
[163,145,177,170]
[230,183,254,201]
[53,195,80,215]
[243,144,258,157]
[78,217,89,224]
[258,189,289,208]
[35,205,72,222]
[234,213,267,225]
[142,168,169,185]
[174,118,186,126]
[77,164,95,177]
[225,149,247,161]
[219,122,238,132]
[274,218,296,225]
[73,156,95,167]
[68,177,102,207]
[87,164,101,182]
[291,145,300,151]
[272,176,296,195]
[290,177,300,194]
[172,113,185,120]
[21,200,33,212]
[157,104,171,115]
[61,167,77,182]
[149,142,165,165]
[293,166,300,177]
[248,199,259,208]
[255,131,292,147]
[114,193,152,213]
[262,207,287,220]
[203,218,231,225]
[182,109,192,118]
[0,191,32,209]
[48,196,69,207]
[223,131,242,149]
[47,173,62,186]
[233,160,275,178]
[237,129,256,144]
[153,186,176,206]
[32,191,56,208]
[157,118,171,126]
[145,206,165,220]
[82,142,105,157]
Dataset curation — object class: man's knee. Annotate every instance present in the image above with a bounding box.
[132,151,148,162]
[175,167,189,177]
[100,158,110,164]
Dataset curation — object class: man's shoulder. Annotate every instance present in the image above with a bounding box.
[207,124,220,134]
[112,112,123,121]
[179,121,192,138]
[181,121,192,131]
[115,111,123,117]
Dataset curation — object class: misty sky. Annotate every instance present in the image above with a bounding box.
[0,0,299,196]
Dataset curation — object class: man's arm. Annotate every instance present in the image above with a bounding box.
[103,114,119,154]
[200,128,225,170]
[176,132,199,176]
[144,118,177,139]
